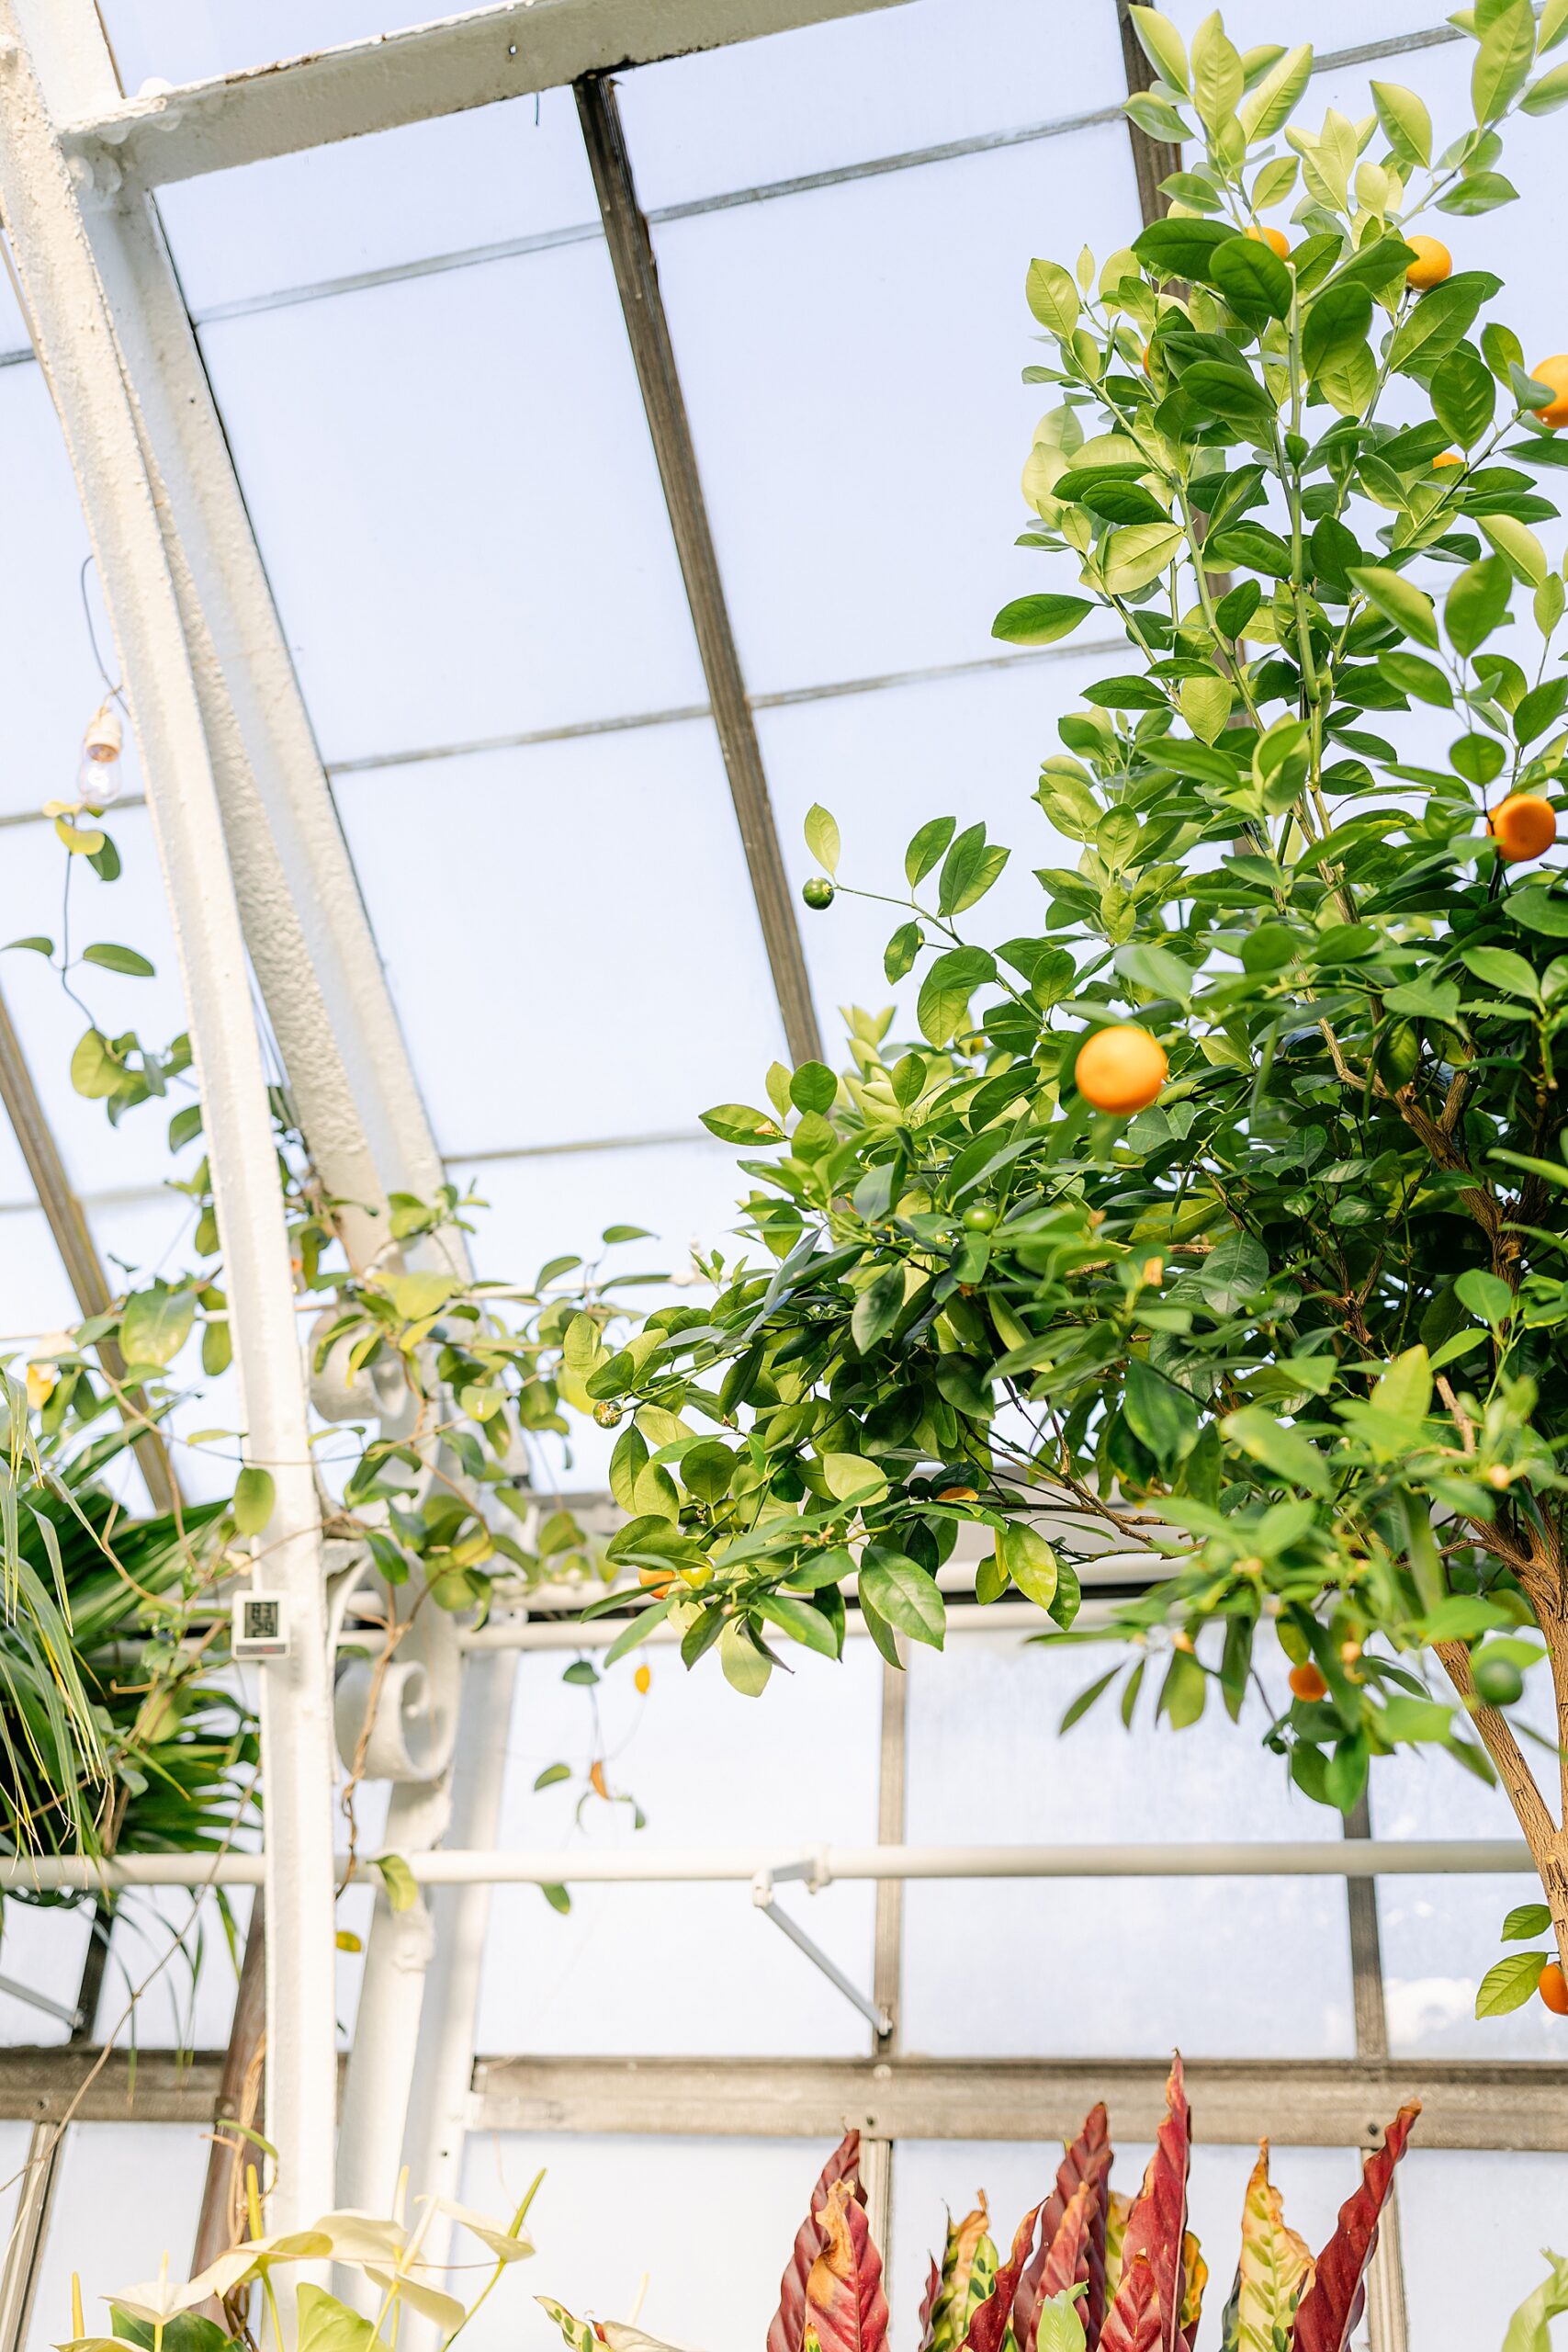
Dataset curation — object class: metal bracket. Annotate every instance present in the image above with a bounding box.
[751,1861,891,2039]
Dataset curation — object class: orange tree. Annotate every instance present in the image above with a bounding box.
[579,6,1568,2000]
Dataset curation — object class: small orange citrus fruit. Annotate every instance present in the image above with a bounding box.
[937,1484,979,1502]
[1247,224,1290,259]
[1530,356,1568,429]
[637,1566,674,1595]
[1289,1660,1328,1702]
[1540,1961,1568,2015]
[1075,1023,1168,1115]
[1140,342,1152,373]
[1432,449,1463,469]
[1490,794,1557,863]
[1404,235,1451,289]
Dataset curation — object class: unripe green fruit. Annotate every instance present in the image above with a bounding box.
[962,1203,998,1232]
[802,876,835,910]
[1472,1649,1524,1708]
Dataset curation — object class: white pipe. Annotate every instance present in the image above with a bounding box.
[3,1838,1531,1892]
[461,1600,1125,1650]
[0,5,336,2231]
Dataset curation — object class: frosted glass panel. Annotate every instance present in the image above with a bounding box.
[197,243,706,762]
[100,3,440,85]
[758,652,1114,1035]
[1160,0,1453,46]
[27,2123,209,2352]
[619,0,1127,210]
[0,1899,91,2043]
[893,2142,1368,2352]
[475,1640,881,2055]
[448,1138,750,1275]
[654,130,1140,696]
[333,728,786,1157]
[1401,2152,1568,2352]
[159,94,598,316]
[903,1635,1356,2056]
[456,2132,820,2352]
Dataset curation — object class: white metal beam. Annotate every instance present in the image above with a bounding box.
[0,1,337,2232]
[62,0,910,187]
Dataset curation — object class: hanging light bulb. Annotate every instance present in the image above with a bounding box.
[84,703,122,763]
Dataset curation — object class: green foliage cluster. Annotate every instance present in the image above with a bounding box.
[558,6,1568,1962]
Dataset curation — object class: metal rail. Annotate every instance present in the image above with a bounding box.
[0,1838,1533,1892]
[576,71,820,1067]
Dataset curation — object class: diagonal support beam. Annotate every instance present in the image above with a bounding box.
[0,980,178,1510]
[576,71,820,1068]
[1114,0,1179,226]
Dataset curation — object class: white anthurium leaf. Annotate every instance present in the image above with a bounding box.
[192,2230,334,2297]
[56,2335,148,2351]
[103,2280,215,2324]
[310,2214,406,2264]
[434,2200,536,2262]
[363,2270,467,2334]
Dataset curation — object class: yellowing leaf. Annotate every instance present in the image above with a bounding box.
[1232,2142,1313,2350]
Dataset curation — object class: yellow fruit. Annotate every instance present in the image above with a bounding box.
[1490,794,1557,863]
[1247,224,1290,259]
[1432,449,1463,469]
[1404,235,1451,289]
[634,1663,651,1694]
[1075,1024,1168,1115]
[1531,355,1568,429]
[937,1483,979,1502]
[1541,1962,1568,2015]
[1289,1660,1328,1702]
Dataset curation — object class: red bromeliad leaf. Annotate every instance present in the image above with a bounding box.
[769,2133,865,2352]
[1291,2104,1419,2352]
[916,2258,943,2352]
[1015,2108,1113,2348]
[1099,2256,1163,2352]
[1024,2180,1096,2348]
[803,2180,888,2352]
[963,2204,1045,2352]
[1114,2055,1190,2352]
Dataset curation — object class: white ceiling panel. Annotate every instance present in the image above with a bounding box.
[197,241,708,761]
[651,129,1141,697]
[333,726,787,1157]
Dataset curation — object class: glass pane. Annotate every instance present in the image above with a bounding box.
[26,2122,210,2352]
[893,2142,1368,2352]
[1400,2151,1568,2351]
[0,2121,31,2252]
[903,1634,1356,2056]
[158,95,599,320]
[333,729,786,1158]
[474,1639,882,2056]
[0,1898,91,2043]
[454,2132,825,2352]
[99,3,445,87]
[652,130,1141,698]
[619,0,1128,211]
[1158,0,1458,48]
[195,241,707,763]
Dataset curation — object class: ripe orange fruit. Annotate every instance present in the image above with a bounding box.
[1490,794,1557,863]
[1075,1023,1168,1115]
[637,1566,673,1595]
[1540,1961,1568,2015]
[937,1483,978,1502]
[1404,235,1451,289]
[1247,224,1290,259]
[1289,1660,1328,1702]
[1531,355,1568,429]
[1432,449,1463,469]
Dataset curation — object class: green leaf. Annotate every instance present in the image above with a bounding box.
[1159,1646,1207,1729]
[1101,520,1186,594]
[1502,1903,1553,1939]
[1026,258,1080,334]
[533,1762,571,1790]
[121,1282,196,1368]
[233,1464,276,1535]
[1239,41,1312,141]
[1132,216,1239,282]
[296,2286,378,2352]
[1431,345,1495,447]
[540,1883,571,1915]
[1461,944,1543,1002]
[1456,1267,1517,1325]
[1127,6,1189,93]
[1389,273,1502,376]
[384,1271,457,1323]
[991,593,1095,647]
[1210,234,1292,325]
[719,1617,773,1696]
[699,1102,784,1146]
[1174,361,1275,437]
[1190,9,1245,129]
[1221,1406,1331,1496]
[1499,2249,1568,2352]
[906,816,956,888]
[804,803,840,874]
[939,823,1010,915]
[859,1553,946,1647]
[4,935,52,956]
[1348,566,1438,649]
[918,946,996,1046]
[852,1262,906,1353]
[1302,283,1372,379]
[1521,58,1568,110]
[1123,1355,1198,1470]
[1371,78,1432,166]
[999,1521,1059,1611]
[1472,0,1536,120]
[821,1451,889,1505]
[789,1060,837,1115]
[373,1851,419,1913]
[69,1026,122,1101]
[1475,1948,1547,2016]
[81,942,154,978]
[1445,553,1514,655]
